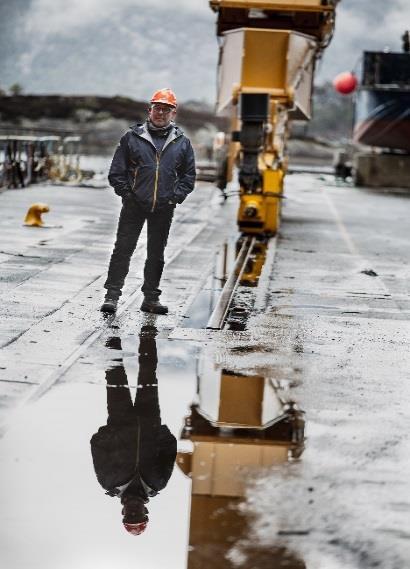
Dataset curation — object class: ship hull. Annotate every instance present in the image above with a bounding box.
[353,88,410,152]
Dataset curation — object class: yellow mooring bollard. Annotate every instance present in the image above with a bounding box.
[24,203,50,227]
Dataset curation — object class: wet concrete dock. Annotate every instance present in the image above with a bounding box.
[0,175,409,568]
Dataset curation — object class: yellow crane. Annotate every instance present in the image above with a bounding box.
[210,0,339,234]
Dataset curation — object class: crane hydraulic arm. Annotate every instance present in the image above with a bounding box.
[210,0,339,235]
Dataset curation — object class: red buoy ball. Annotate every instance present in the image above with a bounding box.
[333,72,358,95]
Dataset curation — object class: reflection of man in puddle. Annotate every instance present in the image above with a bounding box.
[90,326,176,535]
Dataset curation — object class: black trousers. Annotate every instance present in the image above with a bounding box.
[105,335,161,430]
[104,200,175,300]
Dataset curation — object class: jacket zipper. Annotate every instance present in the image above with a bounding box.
[132,167,139,191]
[132,128,183,212]
[152,153,160,212]
[150,138,179,211]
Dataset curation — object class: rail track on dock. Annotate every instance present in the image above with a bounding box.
[206,235,278,331]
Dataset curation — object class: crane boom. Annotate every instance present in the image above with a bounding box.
[210,0,339,234]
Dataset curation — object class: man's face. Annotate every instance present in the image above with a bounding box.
[122,500,148,524]
[149,103,176,128]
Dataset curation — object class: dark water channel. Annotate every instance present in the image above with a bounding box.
[0,324,306,569]
[183,238,237,328]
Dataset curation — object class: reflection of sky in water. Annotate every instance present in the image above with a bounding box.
[182,237,237,329]
[0,334,305,569]
[0,339,198,569]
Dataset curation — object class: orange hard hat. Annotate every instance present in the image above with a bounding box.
[150,88,177,108]
[123,521,148,536]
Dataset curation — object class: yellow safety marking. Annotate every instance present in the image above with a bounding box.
[152,155,160,212]
[132,167,139,191]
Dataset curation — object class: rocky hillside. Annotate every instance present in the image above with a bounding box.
[0,95,228,156]
[0,90,349,163]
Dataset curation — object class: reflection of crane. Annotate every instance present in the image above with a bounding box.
[210,0,339,235]
[177,346,305,567]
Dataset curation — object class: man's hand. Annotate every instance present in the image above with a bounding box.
[121,191,134,204]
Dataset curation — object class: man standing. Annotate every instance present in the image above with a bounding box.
[101,88,196,314]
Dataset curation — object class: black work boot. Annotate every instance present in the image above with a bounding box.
[140,298,168,315]
[101,294,118,313]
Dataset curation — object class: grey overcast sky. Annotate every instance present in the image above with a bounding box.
[0,0,409,103]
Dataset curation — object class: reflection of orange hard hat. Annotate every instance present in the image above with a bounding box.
[123,521,148,536]
[150,88,177,108]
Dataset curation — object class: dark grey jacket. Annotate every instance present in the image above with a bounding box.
[108,122,196,212]
[90,423,177,497]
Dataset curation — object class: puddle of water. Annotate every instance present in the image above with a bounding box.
[182,238,237,329]
[179,344,305,568]
[0,329,198,569]
[183,237,269,331]
[0,382,193,569]
[0,326,305,569]
[180,271,223,328]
